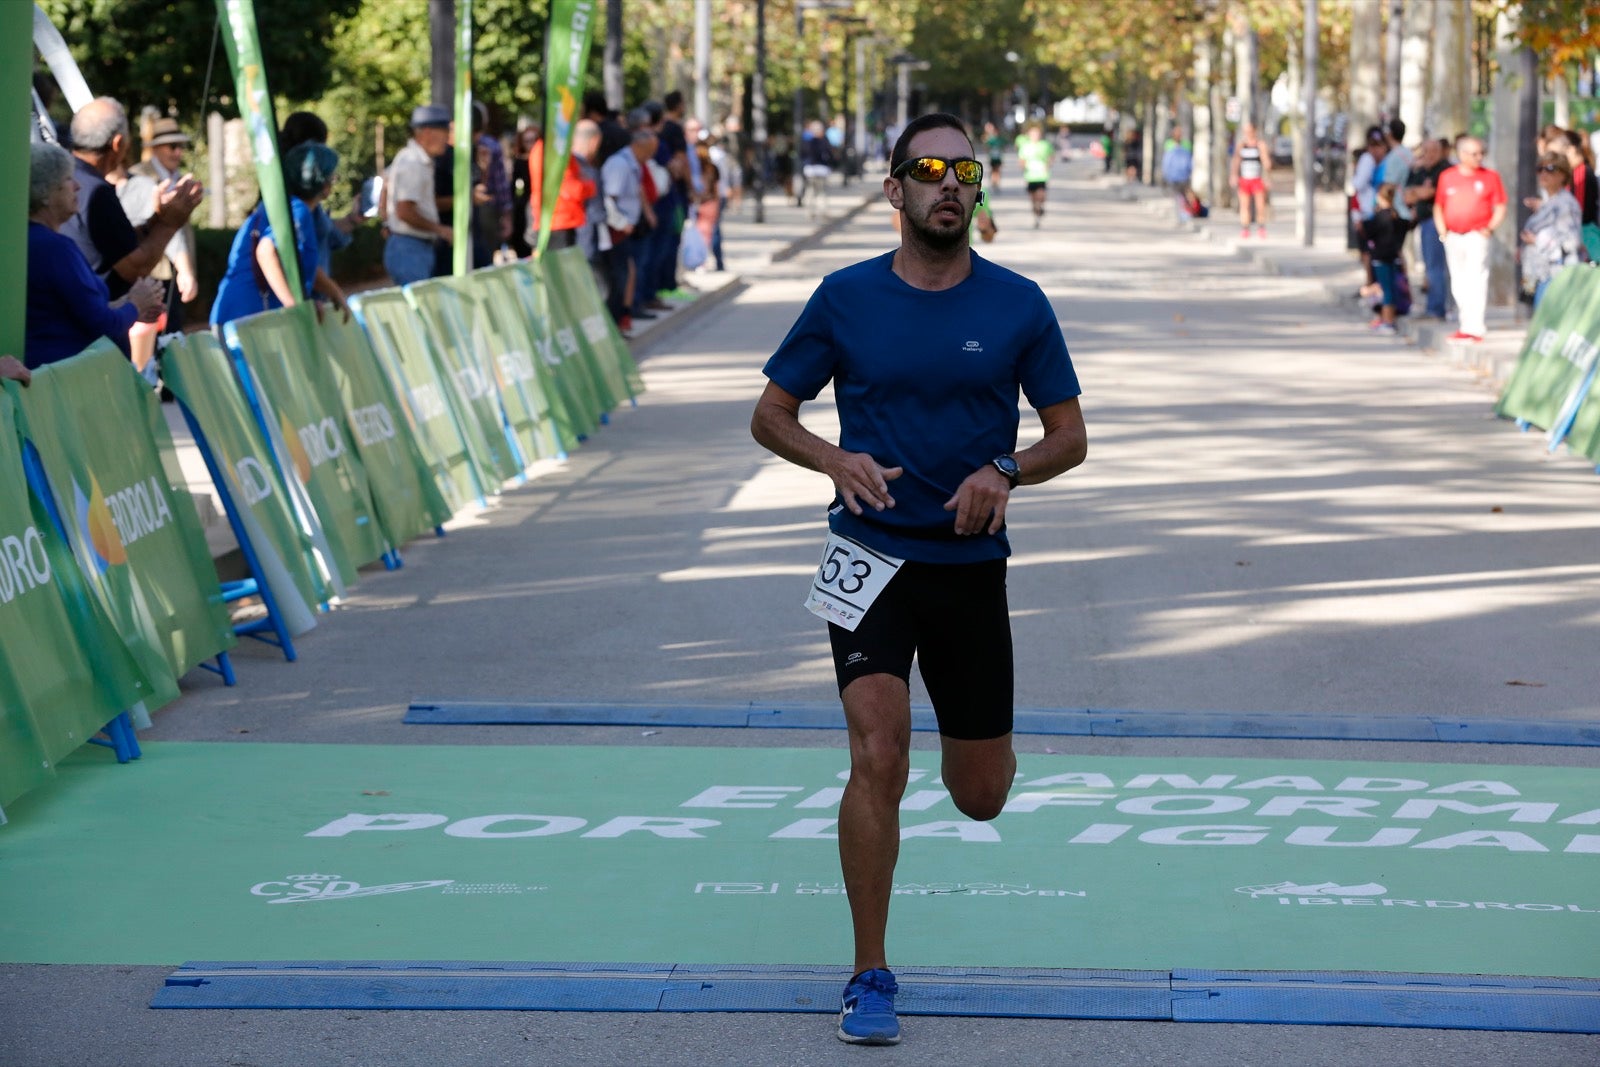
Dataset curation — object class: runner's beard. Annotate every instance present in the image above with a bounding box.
[905,197,970,250]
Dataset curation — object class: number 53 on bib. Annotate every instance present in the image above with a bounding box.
[803,532,904,632]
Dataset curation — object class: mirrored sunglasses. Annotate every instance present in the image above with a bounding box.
[893,156,984,185]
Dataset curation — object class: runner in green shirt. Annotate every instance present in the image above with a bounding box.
[1016,123,1055,228]
[982,121,1006,195]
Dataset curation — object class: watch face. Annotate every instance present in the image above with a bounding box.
[994,455,1019,483]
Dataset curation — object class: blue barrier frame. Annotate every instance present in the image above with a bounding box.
[19,442,144,761]
[175,400,298,663]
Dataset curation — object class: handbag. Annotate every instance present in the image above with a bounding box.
[680,220,708,270]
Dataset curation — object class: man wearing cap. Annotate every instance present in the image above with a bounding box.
[384,105,453,287]
[126,116,200,330]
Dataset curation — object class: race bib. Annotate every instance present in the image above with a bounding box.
[803,531,904,632]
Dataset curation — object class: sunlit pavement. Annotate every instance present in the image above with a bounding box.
[4,161,1597,1067]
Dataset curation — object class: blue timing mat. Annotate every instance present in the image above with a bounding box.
[404,700,1600,747]
[151,961,1600,1032]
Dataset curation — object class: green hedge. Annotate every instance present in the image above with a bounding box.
[185,223,389,322]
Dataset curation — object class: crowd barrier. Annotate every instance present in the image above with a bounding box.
[0,252,643,820]
[1494,265,1600,467]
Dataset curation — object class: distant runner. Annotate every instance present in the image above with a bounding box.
[1016,122,1054,228]
[983,121,1005,195]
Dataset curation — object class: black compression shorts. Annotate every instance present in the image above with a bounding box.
[828,558,1013,741]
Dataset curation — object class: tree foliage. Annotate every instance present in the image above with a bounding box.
[37,0,361,120]
[1510,0,1600,66]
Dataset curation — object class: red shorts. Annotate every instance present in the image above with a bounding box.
[1238,177,1266,196]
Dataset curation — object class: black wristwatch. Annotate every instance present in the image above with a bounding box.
[992,454,1020,488]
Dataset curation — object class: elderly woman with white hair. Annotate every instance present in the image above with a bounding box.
[25,141,163,368]
[210,141,345,329]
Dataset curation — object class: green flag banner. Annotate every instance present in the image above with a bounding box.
[161,331,325,623]
[537,0,597,256]
[462,273,571,460]
[227,307,388,587]
[316,313,454,545]
[1493,267,1600,431]
[0,390,150,816]
[404,281,522,488]
[477,264,594,444]
[217,0,301,301]
[16,345,234,706]
[546,245,644,400]
[452,0,474,277]
[349,290,480,510]
[3,2,30,358]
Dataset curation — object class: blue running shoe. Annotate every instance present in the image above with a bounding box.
[837,968,901,1045]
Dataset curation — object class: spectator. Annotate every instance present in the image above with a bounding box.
[1520,151,1582,309]
[569,121,607,265]
[510,125,539,258]
[720,114,745,213]
[475,102,513,258]
[1351,126,1388,280]
[691,140,720,270]
[1434,134,1506,343]
[526,122,597,252]
[211,143,343,329]
[1122,125,1143,182]
[280,110,366,313]
[26,142,162,368]
[649,92,691,303]
[1364,182,1408,334]
[1403,138,1451,319]
[601,119,658,332]
[1161,125,1195,226]
[58,96,202,301]
[1559,129,1598,227]
[584,89,629,167]
[799,119,836,219]
[384,105,453,287]
[124,116,199,327]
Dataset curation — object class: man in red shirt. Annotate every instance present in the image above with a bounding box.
[1433,135,1507,342]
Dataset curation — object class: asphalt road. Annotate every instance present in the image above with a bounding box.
[4,161,1596,1066]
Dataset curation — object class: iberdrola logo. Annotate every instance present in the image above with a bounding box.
[72,472,127,572]
[554,85,577,146]
[279,412,312,484]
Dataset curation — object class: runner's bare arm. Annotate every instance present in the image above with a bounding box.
[943,396,1087,536]
[750,380,902,514]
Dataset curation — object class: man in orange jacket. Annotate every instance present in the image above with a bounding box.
[526,122,600,252]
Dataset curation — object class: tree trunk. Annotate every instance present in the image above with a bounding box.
[605,0,625,110]
[1349,0,1383,139]
[1488,8,1532,309]
[1383,0,1402,120]
[1429,0,1471,142]
[429,0,454,113]
[1399,0,1430,141]
[1193,35,1216,209]
[1553,67,1570,128]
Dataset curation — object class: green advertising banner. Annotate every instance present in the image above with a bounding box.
[316,313,454,546]
[228,307,389,587]
[217,0,301,301]
[16,345,234,706]
[1493,267,1600,431]
[408,278,542,474]
[3,3,29,359]
[0,390,150,816]
[349,290,480,510]
[403,282,522,489]
[161,331,325,622]
[536,0,598,257]
[512,261,612,423]
[3,744,1597,981]
[461,273,571,461]
[452,0,473,277]
[545,245,644,401]
[476,264,594,444]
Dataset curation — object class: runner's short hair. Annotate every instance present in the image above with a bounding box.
[890,113,972,176]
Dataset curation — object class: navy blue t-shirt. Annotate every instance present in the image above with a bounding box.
[763,251,1080,563]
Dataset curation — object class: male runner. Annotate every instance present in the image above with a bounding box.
[982,121,1005,195]
[1016,122,1054,227]
[750,112,1087,1046]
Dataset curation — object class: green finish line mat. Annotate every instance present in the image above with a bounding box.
[2,742,1597,981]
